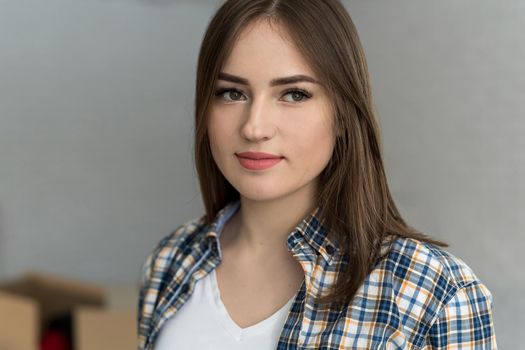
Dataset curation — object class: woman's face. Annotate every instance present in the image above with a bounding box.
[207,19,336,204]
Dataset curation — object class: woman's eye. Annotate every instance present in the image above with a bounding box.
[281,89,312,103]
[215,88,246,102]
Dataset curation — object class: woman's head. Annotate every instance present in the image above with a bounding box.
[196,0,377,216]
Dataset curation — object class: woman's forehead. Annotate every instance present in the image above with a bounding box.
[220,19,318,82]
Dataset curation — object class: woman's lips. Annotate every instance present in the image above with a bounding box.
[235,152,284,170]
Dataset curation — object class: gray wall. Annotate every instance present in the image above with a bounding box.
[0,0,522,347]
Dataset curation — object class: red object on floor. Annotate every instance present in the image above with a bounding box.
[40,329,70,350]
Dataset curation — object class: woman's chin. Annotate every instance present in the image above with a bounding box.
[237,191,284,203]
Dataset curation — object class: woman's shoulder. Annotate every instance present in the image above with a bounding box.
[350,237,496,347]
[369,237,496,346]
[156,215,208,253]
[140,214,208,278]
[371,236,493,323]
[383,236,482,291]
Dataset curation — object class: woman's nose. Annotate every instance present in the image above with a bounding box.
[240,96,276,142]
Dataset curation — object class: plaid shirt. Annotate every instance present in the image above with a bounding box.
[138,200,496,349]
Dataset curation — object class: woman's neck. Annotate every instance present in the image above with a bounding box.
[221,184,318,258]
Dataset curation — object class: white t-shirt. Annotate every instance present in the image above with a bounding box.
[154,268,296,350]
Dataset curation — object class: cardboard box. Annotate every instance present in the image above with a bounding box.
[0,271,136,350]
[74,308,136,350]
[0,291,38,350]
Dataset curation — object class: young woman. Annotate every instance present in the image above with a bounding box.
[138,0,497,349]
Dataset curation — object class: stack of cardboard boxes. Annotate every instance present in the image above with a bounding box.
[0,271,136,350]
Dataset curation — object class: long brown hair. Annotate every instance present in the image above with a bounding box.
[194,0,446,306]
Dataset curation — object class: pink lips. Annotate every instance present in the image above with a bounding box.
[235,152,284,170]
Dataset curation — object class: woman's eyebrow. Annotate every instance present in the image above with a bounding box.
[218,72,320,86]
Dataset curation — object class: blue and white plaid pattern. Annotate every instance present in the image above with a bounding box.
[138,200,496,349]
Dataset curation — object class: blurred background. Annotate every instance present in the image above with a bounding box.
[0,0,523,348]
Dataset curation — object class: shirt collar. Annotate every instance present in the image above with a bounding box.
[204,200,340,266]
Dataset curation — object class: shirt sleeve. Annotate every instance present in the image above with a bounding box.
[426,281,497,349]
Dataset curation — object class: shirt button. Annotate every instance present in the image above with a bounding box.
[325,245,334,255]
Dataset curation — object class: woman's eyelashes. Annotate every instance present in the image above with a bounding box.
[214,87,313,104]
